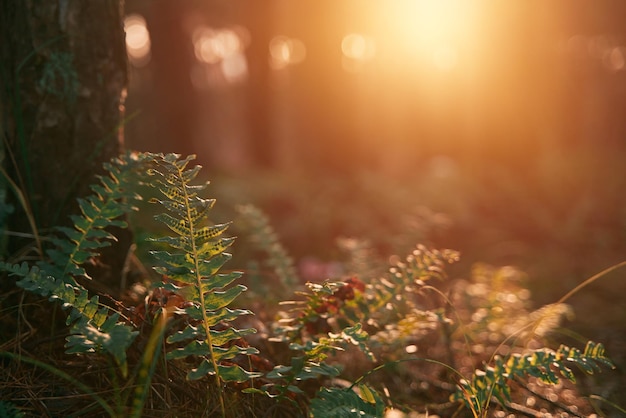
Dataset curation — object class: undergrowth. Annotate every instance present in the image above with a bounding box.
[0,152,621,417]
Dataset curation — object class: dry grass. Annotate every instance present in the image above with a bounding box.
[0,294,302,418]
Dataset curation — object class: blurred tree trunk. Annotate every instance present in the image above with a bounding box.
[243,0,275,168]
[146,0,197,157]
[0,1,131,293]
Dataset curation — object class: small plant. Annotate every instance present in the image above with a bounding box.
[235,203,298,298]
[1,152,150,376]
[148,154,262,416]
[454,341,615,417]
[1,152,262,417]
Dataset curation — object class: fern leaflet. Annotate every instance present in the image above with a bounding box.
[310,385,386,418]
[453,341,616,411]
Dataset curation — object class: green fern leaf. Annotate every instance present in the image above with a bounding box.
[310,386,385,418]
[453,340,615,412]
[582,341,614,369]
[148,153,257,386]
[217,364,263,383]
[184,306,253,325]
[202,285,246,310]
[0,400,25,418]
[0,152,151,377]
[236,204,299,295]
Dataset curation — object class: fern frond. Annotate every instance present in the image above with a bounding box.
[147,154,260,388]
[0,152,150,376]
[274,245,458,353]
[453,341,616,411]
[47,152,149,283]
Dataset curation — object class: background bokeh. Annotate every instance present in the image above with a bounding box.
[123,0,626,389]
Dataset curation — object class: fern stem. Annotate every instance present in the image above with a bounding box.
[174,161,226,417]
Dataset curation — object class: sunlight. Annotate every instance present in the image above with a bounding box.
[342,33,376,62]
[606,47,626,71]
[191,25,249,85]
[379,0,473,72]
[124,14,151,67]
[221,52,248,83]
[341,33,376,73]
[269,36,307,69]
[193,26,244,64]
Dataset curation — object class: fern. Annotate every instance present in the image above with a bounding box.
[273,245,458,351]
[453,341,615,413]
[0,152,149,376]
[0,401,24,418]
[273,279,375,356]
[249,324,369,401]
[255,343,341,400]
[310,385,385,418]
[236,203,298,295]
[147,154,261,391]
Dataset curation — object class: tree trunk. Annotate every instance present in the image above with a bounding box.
[1,0,130,293]
[243,0,275,168]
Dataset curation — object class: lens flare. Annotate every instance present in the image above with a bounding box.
[124,14,151,67]
[269,36,307,69]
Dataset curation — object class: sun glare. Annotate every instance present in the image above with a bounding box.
[191,25,249,86]
[269,36,307,69]
[342,33,376,62]
[193,27,244,64]
[342,33,376,73]
[124,14,151,67]
[379,0,473,72]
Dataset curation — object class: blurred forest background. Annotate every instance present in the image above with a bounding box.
[123,0,626,383]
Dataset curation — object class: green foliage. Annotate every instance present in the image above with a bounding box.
[273,245,459,356]
[0,401,24,418]
[453,341,615,414]
[258,245,460,407]
[251,350,340,400]
[274,280,366,343]
[1,152,265,417]
[236,203,298,296]
[0,152,150,376]
[246,323,359,401]
[147,154,261,386]
[366,245,459,347]
[0,150,620,417]
[310,385,385,418]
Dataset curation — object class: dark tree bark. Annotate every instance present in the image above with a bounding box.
[1,1,131,293]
